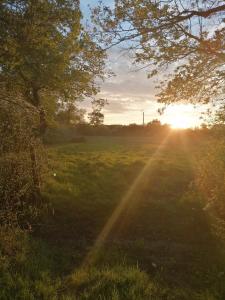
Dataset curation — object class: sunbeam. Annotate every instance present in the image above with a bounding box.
[81,132,172,269]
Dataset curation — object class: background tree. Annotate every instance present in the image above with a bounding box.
[147,119,161,127]
[92,0,225,106]
[56,102,86,126]
[88,98,107,126]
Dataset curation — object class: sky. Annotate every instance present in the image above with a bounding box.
[80,0,207,127]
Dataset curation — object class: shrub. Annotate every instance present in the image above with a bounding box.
[195,138,225,220]
[0,226,59,300]
[0,92,44,227]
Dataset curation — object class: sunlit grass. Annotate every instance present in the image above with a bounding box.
[82,134,172,268]
[34,136,225,299]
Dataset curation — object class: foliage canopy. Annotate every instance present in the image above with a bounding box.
[92,0,225,105]
[0,0,106,109]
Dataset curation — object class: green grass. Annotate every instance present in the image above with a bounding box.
[1,136,225,299]
[42,137,194,251]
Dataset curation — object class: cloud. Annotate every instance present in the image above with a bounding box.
[102,95,156,113]
[94,48,159,122]
[79,47,161,124]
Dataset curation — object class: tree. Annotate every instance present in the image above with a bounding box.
[147,119,161,127]
[92,1,225,106]
[88,98,107,126]
[56,102,86,126]
[0,0,106,127]
[0,0,106,197]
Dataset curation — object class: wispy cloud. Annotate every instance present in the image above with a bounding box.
[94,48,160,124]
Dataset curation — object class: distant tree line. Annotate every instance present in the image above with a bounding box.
[43,119,212,145]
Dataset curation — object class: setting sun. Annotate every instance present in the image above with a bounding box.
[169,115,194,129]
[161,104,201,129]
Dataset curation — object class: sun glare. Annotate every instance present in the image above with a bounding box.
[169,115,193,129]
[161,105,199,129]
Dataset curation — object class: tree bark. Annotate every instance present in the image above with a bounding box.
[32,87,40,107]
[29,143,41,202]
[29,87,46,201]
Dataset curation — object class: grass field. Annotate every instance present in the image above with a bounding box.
[29,136,224,299]
[3,136,224,299]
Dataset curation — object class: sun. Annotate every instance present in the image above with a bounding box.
[169,115,193,129]
[161,104,199,129]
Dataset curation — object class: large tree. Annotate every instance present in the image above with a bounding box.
[0,0,106,123]
[92,0,225,106]
[0,0,106,198]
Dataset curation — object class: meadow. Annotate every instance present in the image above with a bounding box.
[2,136,225,299]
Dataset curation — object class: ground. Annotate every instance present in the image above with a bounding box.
[39,136,225,299]
[2,136,225,299]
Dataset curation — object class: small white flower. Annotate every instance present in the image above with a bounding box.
[53,173,57,177]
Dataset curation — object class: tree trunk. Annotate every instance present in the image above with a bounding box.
[29,87,46,201]
[31,87,47,136]
[32,87,40,107]
[29,143,41,202]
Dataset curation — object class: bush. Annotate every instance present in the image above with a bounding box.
[195,138,225,220]
[0,93,44,227]
[0,226,59,300]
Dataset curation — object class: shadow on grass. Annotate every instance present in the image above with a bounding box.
[37,141,225,293]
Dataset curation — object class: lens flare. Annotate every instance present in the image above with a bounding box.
[81,132,172,269]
